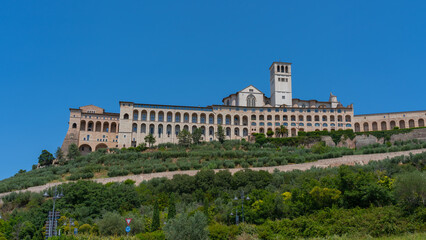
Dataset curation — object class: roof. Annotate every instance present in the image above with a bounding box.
[269,61,292,70]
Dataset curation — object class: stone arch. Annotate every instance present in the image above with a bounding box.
[72,123,77,129]
[363,122,369,132]
[183,113,190,123]
[307,116,312,121]
[217,114,223,125]
[242,116,248,126]
[291,128,297,136]
[175,112,181,122]
[95,121,102,132]
[149,124,155,134]
[200,113,206,124]
[95,143,108,151]
[209,114,215,124]
[314,115,320,121]
[419,119,425,127]
[175,125,181,136]
[80,120,86,131]
[243,128,248,136]
[259,127,265,134]
[275,115,280,121]
[337,115,343,122]
[200,126,206,136]
[149,111,156,121]
[158,124,164,137]
[225,115,232,125]
[183,125,189,131]
[123,113,129,119]
[141,123,146,133]
[79,144,92,155]
[141,110,148,121]
[133,110,139,121]
[372,122,378,131]
[191,113,198,123]
[234,127,240,136]
[251,114,256,121]
[322,116,328,122]
[103,122,109,132]
[209,126,214,136]
[354,123,360,132]
[345,115,351,122]
[166,124,172,137]
[267,115,272,121]
[399,120,405,129]
[291,115,296,121]
[247,94,256,107]
[390,121,396,129]
[158,111,164,122]
[226,127,231,137]
[381,121,387,131]
[234,115,240,125]
[330,115,335,122]
[409,119,415,128]
[283,115,288,121]
[299,115,304,121]
[167,112,173,122]
[111,122,117,133]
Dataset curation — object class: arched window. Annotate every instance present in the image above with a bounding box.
[72,123,77,129]
[285,66,289,73]
[247,94,256,107]
[277,65,280,72]
[123,114,129,119]
[280,66,284,72]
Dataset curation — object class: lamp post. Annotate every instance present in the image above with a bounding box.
[44,186,64,238]
[232,190,250,225]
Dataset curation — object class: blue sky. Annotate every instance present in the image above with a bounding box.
[0,1,425,180]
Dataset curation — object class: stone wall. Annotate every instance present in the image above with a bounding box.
[390,128,426,142]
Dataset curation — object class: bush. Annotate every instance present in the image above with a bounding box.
[164,212,209,240]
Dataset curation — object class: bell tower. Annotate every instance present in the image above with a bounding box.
[270,62,292,107]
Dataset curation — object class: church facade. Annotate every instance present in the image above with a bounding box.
[61,62,426,154]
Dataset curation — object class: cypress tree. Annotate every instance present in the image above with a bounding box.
[203,197,209,222]
[168,193,176,220]
[151,200,160,231]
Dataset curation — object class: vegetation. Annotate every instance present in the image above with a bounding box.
[1,137,426,194]
[0,150,425,239]
[38,150,55,166]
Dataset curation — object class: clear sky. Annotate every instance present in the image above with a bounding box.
[0,1,425,180]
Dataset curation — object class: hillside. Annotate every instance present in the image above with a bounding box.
[0,144,425,239]
[1,132,426,195]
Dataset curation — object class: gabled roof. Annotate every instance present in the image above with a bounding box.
[222,85,265,102]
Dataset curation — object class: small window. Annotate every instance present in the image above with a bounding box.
[282,96,285,99]
[72,123,77,128]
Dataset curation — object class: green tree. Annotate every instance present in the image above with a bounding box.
[38,150,54,166]
[215,125,225,143]
[164,211,209,240]
[144,134,156,147]
[151,200,160,231]
[191,128,203,144]
[168,193,176,220]
[178,129,192,146]
[394,171,426,212]
[55,147,64,161]
[266,130,274,138]
[97,212,126,236]
[67,143,81,160]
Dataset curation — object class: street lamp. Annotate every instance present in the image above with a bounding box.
[232,191,250,225]
[44,186,64,238]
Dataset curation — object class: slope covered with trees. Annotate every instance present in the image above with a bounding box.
[0,149,425,239]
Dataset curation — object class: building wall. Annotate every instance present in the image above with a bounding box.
[353,110,426,132]
[115,102,354,147]
[61,106,120,155]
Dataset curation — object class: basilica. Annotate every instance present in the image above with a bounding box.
[61,62,426,154]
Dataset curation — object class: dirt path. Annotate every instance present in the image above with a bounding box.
[1,148,424,202]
